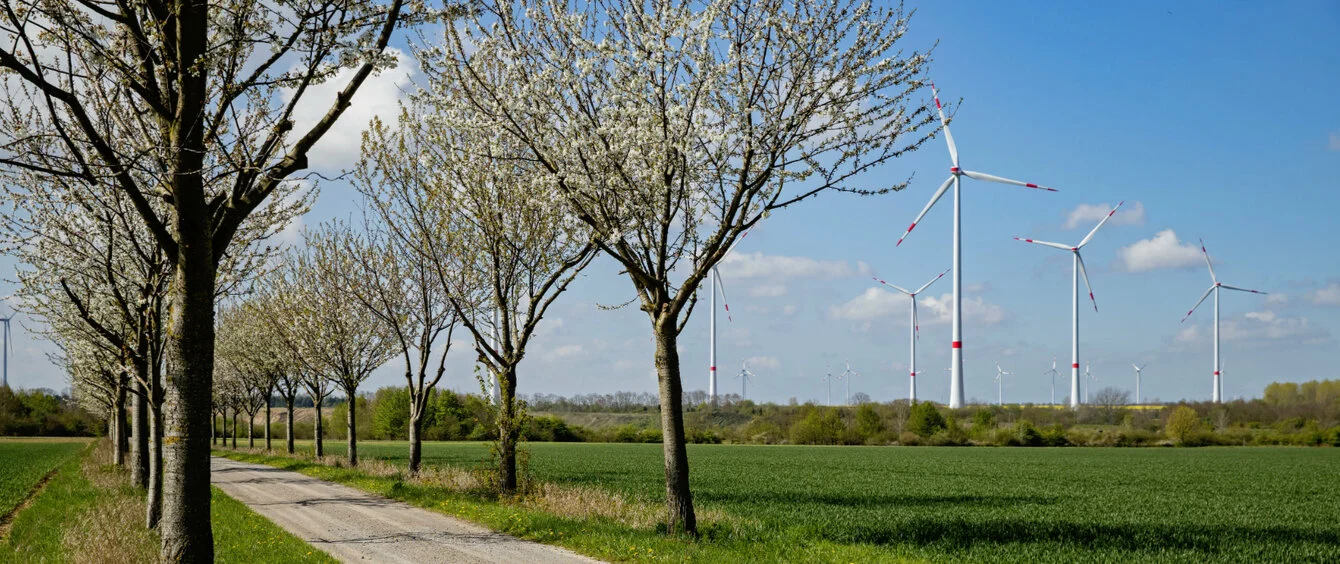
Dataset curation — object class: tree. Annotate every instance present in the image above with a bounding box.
[357,98,596,491]
[1092,387,1131,425]
[430,0,936,533]
[0,1,424,557]
[310,215,458,473]
[263,230,397,465]
[1165,405,1203,445]
[907,402,947,438]
[855,404,885,440]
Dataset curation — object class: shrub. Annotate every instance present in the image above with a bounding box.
[1165,405,1203,445]
[855,404,885,439]
[1015,420,1043,446]
[790,408,846,445]
[906,402,946,438]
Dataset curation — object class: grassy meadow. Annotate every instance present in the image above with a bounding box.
[220,440,1340,563]
[0,440,87,519]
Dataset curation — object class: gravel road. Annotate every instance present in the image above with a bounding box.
[211,457,602,563]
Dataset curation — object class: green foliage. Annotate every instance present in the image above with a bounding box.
[0,440,84,515]
[906,402,946,437]
[971,408,996,433]
[854,404,885,439]
[0,388,101,437]
[1165,405,1203,445]
[789,407,846,445]
[371,387,412,440]
[326,396,373,440]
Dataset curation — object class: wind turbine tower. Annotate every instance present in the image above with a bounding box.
[872,268,949,404]
[708,233,750,404]
[994,363,1011,405]
[1044,357,1060,406]
[0,315,11,389]
[841,360,858,406]
[896,83,1059,408]
[823,363,834,406]
[1015,202,1123,408]
[1181,239,1266,403]
[1133,363,1147,405]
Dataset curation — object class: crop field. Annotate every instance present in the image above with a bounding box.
[0,440,86,518]
[294,441,1340,562]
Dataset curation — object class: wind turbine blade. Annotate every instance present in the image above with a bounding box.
[930,82,958,167]
[724,230,752,259]
[872,277,913,295]
[960,170,1058,191]
[713,267,733,323]
[1077,201,1124,248]
[1199,239,1218,283]
[1013,237,1073,251]
[1077,253,1098,312]
[1219,284,1266,295]
[913,267,952,295]
[1181,285,1216,323]
[897,176,955,247]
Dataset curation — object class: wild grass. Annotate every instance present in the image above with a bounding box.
[0,441,84,519]
[220,440,1340,563]
[0,439,335,563]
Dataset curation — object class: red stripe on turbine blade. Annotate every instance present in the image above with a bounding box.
[952,341,962,348]
[1025,183,1039,188]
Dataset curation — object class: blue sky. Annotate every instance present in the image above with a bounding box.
[4,1,1339,406]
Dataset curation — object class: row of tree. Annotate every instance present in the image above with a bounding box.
[0,0,936,555]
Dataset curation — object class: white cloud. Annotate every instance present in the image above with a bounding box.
[542,344,586,362]
[1330,132,1340,151]
[746,356,781,370]
[1308,282,1340,306]
[282,48,419,173]
[828,289,1007,326]
[1064,201,1146,230]
[719,252,870,281]
[782,304,798,316]
[1116,229,1203,272]
[1264,293,1289,306]
[1177,310,1331,347]
[748,284,788,298]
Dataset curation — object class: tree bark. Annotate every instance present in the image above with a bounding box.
[653,320,696,536]
[345,392,358,466]
[210,412,217,446]
[264,398,272,450]
[285,400,295,454]
[113,382,127,467]
[496,366,519,496]
[147,402,163,529]
[231,412,238,449]
[408,409,422,474]
[247,410,255,448]
[313,401,324,458]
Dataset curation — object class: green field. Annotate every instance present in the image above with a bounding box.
[0,441,86,518]
[258,441,1340,562]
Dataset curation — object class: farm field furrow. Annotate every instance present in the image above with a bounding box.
[299,441,1340,562]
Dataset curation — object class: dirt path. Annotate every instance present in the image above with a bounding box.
[211,457,601,563]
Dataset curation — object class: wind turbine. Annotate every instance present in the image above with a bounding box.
[823,363,834,406]
[896,82,1059,409]
[1044,357,1060,406]
[1084,362,1096,404]
[994,363,1011,405]
[1132,363,1147,405]
[840,360,858,406]
[1015,201,1123,408]
[736,360,754,399]
[1181,239,1266,403]
[872,267,950,404]
[708,232,750,405]
[0,314,11,389]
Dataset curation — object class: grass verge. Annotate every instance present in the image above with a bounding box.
[0,440,336,563]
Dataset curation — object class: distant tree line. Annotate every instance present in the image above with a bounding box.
[0,387,102,437]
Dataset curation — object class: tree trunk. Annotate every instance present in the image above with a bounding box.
[496,366,519,496]
[285,400,295,454]
[313,401,324,458]
[247,410,255,448]
[113,382,127,467]
[407,405,422,474]
[345,392,358,466]
[264,398,272,451]
[231,412,237,449]
[147,401,163,529]
[210,412,217,447]
[653,320,696,536]
[133,374,150,487]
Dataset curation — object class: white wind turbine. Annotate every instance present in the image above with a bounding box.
[707,232,750,405]
[1132,363,1148,405]
[896,82,1059,409]
[1181,239,1266,403]
[872,267,950,404]
[1044,357,1060,405]
[0,314,12,389]
[1084,362,1096,404]
[994,363,1011,405]
[736,360,754,399]
[1015,201,1124,408]
[823,363,835,406]
[840,360,858,406]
